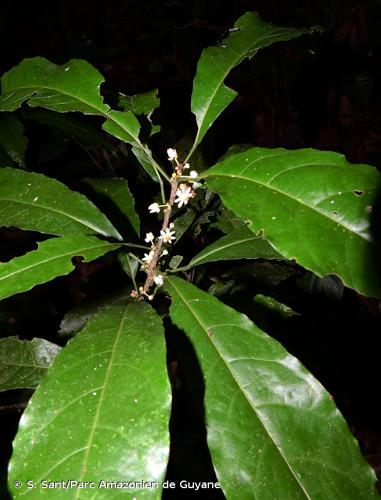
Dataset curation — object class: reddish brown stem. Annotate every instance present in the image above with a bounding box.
[142,164,183,295]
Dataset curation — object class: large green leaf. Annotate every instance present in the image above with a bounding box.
[9,300,171,498]
[0,337,60,391]
[0,235,121,302]
[189,13,315,158]
[203,147,381,298]
[165,276,378,499]
[0,168,121,239]
[187,225,281,268]
[0,57,159,180]
[83,178,140,237]
[0,114,27,167]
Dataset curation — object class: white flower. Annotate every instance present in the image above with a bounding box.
[142,250,155,263]
[189,170,198,179]
[175,185,193,208]
[154,274,164,287]
[159,228,176,244]
[183,163,190,169]
[148,202,160,214]
[161,249,168,256]
[144,232,155,243]
[167,148,178,161]
[192,181,202,189]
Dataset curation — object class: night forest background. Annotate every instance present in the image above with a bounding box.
[1,0,381,497]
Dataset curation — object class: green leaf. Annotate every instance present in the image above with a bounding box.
[203,147,381,298]
[165,276,378,499]
[0,235,121,302]
[0,337,60,391]
[0,57,159,181]
[9,301,171,498]
[118,252,139,280]
[0,168,121,239]
[83,178,140,237]
[0,114,27,167]
[187,225,281,268]
[119,89,159,116]
[189,13,316,157]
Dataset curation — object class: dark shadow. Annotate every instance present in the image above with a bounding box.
[163,319,225,499]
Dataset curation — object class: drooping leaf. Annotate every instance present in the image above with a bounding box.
[83,177,140,237]
[0,114,27,167]
[0,168,121,239]
[0,337,61,391]
[165,276,378,499]
[0,57,159,181]
[9,300,171,498]
[211,206,246,234]
[203,147,381,298]
[254,294,299,318]
[187,225,281,268]
[58,287,132,338]
[26,108,115,153]
[189,13,316,157]
[0,235,121,302]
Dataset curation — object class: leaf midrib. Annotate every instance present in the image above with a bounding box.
[74,302,131,496]
[204,171,370,242]
[0,195,113,237]
[167,277,312,499]
[0,239,116,283]
[2,82,142,146]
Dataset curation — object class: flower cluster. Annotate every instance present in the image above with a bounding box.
[135,147,202,300]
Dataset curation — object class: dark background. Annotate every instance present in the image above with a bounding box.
[1,0,381,497]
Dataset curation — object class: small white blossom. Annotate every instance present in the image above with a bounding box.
[154,274,164,287]
[159,228,176,244]
[161,249,169,256]
[175,185,194,208]
[183,163,190,169]
[167,148,178,161]
[192,181,202,189]
[189,170,198,179]
[148,202,160,214]
[142,250,155,263]
[144,232,155,243]
[169,222,175,229]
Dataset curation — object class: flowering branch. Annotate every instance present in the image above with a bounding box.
[135,147,199,300]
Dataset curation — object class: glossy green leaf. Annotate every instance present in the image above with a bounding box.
[9,300,171,498]
[0,337,60,391]
[0,57,159,181]
[0,168,121,239]
[165,276,378,499]
[0,114,27,167]
[189,13,315,157]
[83,177,140,237]
[0,235,121,302]
[203,147,381,298]
[187,225,281,268]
